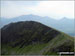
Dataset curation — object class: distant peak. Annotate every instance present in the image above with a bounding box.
[19,14,33,16]
[44,16,50,18]
[61,17,69,20]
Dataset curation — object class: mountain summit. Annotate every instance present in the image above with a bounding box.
[1,21,74,55]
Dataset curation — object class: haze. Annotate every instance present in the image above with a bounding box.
[1,1,74,19]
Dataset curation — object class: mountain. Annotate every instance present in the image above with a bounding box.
[1,21,74,55]
[0,14,74,36]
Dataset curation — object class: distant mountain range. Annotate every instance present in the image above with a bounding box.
[1,21,74,55]
[0,14,74,36]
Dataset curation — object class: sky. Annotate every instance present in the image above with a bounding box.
[1,1,74,19]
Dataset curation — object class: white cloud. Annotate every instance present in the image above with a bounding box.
[1,1,33,18]
[1,1,74,19]
[30,1,74,19]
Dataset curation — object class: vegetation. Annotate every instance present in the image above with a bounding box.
[1,21,74,55]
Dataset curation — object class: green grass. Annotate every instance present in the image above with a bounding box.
[40,33,74,55]
[1,33,74,55]
[1,43,48,55]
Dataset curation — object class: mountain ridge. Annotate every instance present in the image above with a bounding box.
[1,21,74,55]
[0,14,74,37]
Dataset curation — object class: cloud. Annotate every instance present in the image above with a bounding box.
[1,1,74,19]
[31,1,74,19]
[1,1,35,18]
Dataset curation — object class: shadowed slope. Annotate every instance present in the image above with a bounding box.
[1,21,74,55]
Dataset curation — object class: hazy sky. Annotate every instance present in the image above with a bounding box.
[1,1,74,19]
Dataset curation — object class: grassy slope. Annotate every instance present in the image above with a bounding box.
[1,21,74,55]
[1,33,74,55]
[42,33,74,55]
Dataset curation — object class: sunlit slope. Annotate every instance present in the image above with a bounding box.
[1,21,74,55]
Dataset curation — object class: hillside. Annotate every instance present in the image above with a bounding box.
[1,21,74,55]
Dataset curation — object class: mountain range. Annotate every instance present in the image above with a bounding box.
[1,21,74,55]
[0,14,74,36]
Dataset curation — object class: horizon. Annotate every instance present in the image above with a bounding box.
[0,14,74,20]
[1,1,74,19]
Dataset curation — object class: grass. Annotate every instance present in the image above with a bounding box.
[1,33,74,55]
[1,43,48,55]
[40,33,74,55]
